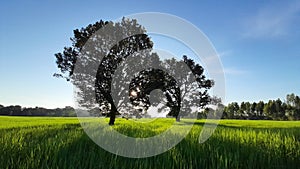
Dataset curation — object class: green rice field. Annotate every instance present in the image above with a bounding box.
[0,116,300,169]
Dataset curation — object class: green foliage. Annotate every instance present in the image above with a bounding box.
[221,93,300,120]
[0,106,76,116]
[1,117,300,169]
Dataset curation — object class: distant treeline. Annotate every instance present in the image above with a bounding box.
[0,105,76,117]
[199,93,300,120]
[1,93,300,120]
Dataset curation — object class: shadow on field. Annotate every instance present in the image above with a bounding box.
[174,120,300,168]
[50,123,300,169]
[179,120,215,126]
[184,120,300,142]
[186,133,299,169]
[58,129,299,168]
[181,120,300,132]
[50,133,112,168]
[2,122,299,169]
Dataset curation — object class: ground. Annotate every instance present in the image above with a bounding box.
[0,116,299,169]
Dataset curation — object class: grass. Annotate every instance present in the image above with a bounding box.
[0,116,300,169]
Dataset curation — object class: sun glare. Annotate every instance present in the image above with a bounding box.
[131,90,138,97]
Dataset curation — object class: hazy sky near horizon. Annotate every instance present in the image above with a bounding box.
[1,0,300,108]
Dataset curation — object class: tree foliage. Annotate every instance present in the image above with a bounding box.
[210,93,300,120]
[0,105,75,116]
[54,18,153,125]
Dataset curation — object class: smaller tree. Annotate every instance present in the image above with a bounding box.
[129,68,181,121]
[250,102,257,118]
[224,102,239,119]
[264,100,276,119]
[274,98,285,120]
[128,55,214,122]
[255,101,265,118]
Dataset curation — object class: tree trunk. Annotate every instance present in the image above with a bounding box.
[175,106,181,122]
[109,104,118,125]
[109,113,115,125]
[176,115,181,122]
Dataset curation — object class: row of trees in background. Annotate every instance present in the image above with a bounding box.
[0,105,75,117]
[199,93,300,120]
[1,93,299,120]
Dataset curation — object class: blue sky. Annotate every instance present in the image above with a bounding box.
[0,0,300,108]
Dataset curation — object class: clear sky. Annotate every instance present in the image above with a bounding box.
[1,0,300,108]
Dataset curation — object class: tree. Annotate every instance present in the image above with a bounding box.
[128,55,214,122]
[94,33,153,125]
[243,102,251,117]
[286,93,296,107]
[274,98,285,119]
[295,96,300,110]
[238,101,251,118]
[286,93,300,120]
[54,18,153,125]
[255,101,264,118]
[224,102,239,119]
[250,102,257,118]
[240,102,246,115]
[129,68,181,121]
[153,56,214,121]
[264,100,276,119]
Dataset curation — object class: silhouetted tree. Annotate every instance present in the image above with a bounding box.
[256,101,265,118]
[94,33,153,125]
[127,55,214,122]
[250,102,257,118]
[147,56,214,121]
[54,18,153,125]
[129,68,181,121]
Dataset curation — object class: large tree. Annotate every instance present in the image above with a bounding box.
[54,18,153,125]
